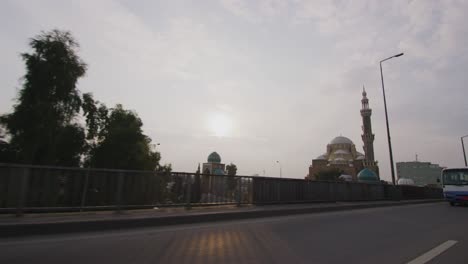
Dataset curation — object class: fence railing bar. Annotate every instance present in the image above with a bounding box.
[0,163,443,216]
[79,169,90,212]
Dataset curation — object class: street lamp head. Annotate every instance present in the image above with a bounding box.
[381,53,404,63]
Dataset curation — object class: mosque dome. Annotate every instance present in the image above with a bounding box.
[207,152,221,163]
[357,168,379,182]
[398,178,415,186]
[329,136,354,145]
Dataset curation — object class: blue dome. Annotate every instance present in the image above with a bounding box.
[207,152,221,163]
[357,168,379,182]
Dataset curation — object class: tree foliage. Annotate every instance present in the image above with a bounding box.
[226,163,237,176]
[88,104,161,170]
[191,163,202,203]
[1,29,170,172]
[82,93,108,141]
[0,126,17,163]
[0,30,86,165]
[226,163,238,193]
[81,92,108,165]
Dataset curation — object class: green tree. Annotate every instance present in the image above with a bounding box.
[82,93,108,141]
[226,163,238,197]
[315,168,343,181]
[191,163,202,203]
[226,163,237,176]
[0,126,17,163]
[88,104,161,170]
[81,92,109,166]
[0,30,86,166]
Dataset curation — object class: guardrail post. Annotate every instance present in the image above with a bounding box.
[277,179,281,203]
[114,171,124,214]
[185,174,192,210]
[16,167,30,217]
[236,177,241,206]
[80,169,90,212]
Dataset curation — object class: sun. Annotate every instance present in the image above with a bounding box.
[207,112,233,137]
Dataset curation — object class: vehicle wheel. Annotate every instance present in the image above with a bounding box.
[449,202,455,206]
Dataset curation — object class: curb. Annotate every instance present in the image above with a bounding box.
[0,200,443,238]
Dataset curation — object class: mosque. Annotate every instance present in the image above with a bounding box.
[307,88,380,182]
[202,151,226,175]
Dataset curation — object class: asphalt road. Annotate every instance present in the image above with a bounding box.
[1,202,467,264]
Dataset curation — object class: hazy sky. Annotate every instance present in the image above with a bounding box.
[1,0,468,181]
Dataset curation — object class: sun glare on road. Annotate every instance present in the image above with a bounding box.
[206,111,233,138]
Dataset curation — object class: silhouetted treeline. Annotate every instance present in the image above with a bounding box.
[0,29,169,172]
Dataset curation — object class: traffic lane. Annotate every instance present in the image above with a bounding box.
[0,203,466,264]
[0,224,305,264]
[426,206,468,264]
[266,202,468,264]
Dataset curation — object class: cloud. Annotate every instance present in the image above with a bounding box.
[219,0,261,23]
[2,0,468,179]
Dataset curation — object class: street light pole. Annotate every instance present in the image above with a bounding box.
[276,161,282,178]
[461,135,468,167]
[380,52,404,185]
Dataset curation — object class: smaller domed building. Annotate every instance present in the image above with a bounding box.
[202,151,226,175]
[200,152,229,202]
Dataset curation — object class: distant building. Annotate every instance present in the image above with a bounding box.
[202,152,225,175]
[307,136,366,180]
[360,88,379,175]
[306,88,379,181]
[200,152,227,202]
[396,161,444,186]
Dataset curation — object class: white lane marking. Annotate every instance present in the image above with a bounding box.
[407,240,458,264]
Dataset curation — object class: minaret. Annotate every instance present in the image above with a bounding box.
[360,86,378,175]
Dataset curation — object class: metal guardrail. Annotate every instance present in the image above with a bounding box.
[0,163,442,216]
[0,163,254,216]
[250,177,442,204]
